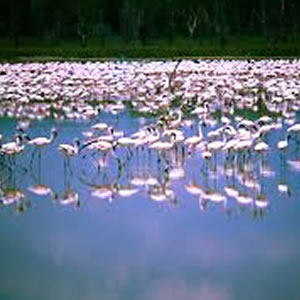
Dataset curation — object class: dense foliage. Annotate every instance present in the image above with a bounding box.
[1,0,299,48]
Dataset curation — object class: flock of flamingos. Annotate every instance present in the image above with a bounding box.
[0,58,300,214]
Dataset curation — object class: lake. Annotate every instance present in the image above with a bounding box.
[1,59,300,300]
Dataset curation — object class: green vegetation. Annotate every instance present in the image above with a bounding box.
[1,36,299,61]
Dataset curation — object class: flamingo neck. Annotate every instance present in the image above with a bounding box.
[49,132,57,143]
[73,140,80,153]
[16,136,23,146]
[198,124,203,139]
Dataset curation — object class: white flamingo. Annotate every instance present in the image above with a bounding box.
[27,128,57,163]
[277,135,290,150]
[254,139,270,153]
[0,188,25,206]
[0,135,24,157]
[58,138,80,158]
[59,188,80,207]
[58,138,80,172]
[287,123,300,133]
[184,123,203,148]
[27,128,57,148]
[0,135,25,170]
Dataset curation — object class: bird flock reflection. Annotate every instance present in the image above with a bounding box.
[1,112,299,217]
[0,59,300,217]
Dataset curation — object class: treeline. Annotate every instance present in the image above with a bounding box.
[1,0,299,47]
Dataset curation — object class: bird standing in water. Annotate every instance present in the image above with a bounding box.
[26,128,58,165]
[58,138,80,175]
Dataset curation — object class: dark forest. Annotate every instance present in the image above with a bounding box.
[1,0,299,48]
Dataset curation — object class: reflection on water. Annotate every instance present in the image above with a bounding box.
[1,111,299,216]
[1,110,300,300]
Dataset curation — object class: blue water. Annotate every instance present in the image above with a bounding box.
[1,111,300,300]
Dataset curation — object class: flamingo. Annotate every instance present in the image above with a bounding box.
[286,123,300,146]
[28,184,55,198]
[117,185,139,198]
[117,136,137,148]
[58,138,80,171]
[223,137,240,153]
[0,135,24,157]
[163,129,185,144]
[207,139,225,152]
[0,135,25,169]
[198,142,212,160]
[91,185,117,203]
[255,194,268,209]
[27,128,57,148]
[145,176,159,187]
[201,149,212,160]
[278,183,290,195]
[91,122,109,131]
[86,139,115,152]
[169,166,185,180]
[0,188,25,206]
[224,185,239,198]
[235,193,253,205]
[184,182,204,195]
[254,139,270,153]
[204,190,226,204]
[26,128,57,164]
[149,130,175,151]
[233,126,258,153]
[58,138,80,158]
[287,123,300,133]
[167,109,183,129]
[148,185,175,203]
[184,123,203,148]
[80,137,117,170]
[277,134,290,150]
[191,101,209,117]
[59,188,80,207]
[207,127,223,140]
[286,159,300,171]
[150,139,173,151]
[148,190,168,202]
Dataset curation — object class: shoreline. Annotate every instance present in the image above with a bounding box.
[1,38,300,62]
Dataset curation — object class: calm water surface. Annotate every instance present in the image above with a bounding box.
[1,111,300,300]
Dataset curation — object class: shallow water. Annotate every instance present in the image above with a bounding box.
[1,110,300,300]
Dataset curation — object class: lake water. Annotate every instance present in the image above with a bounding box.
[1,107,300,300]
